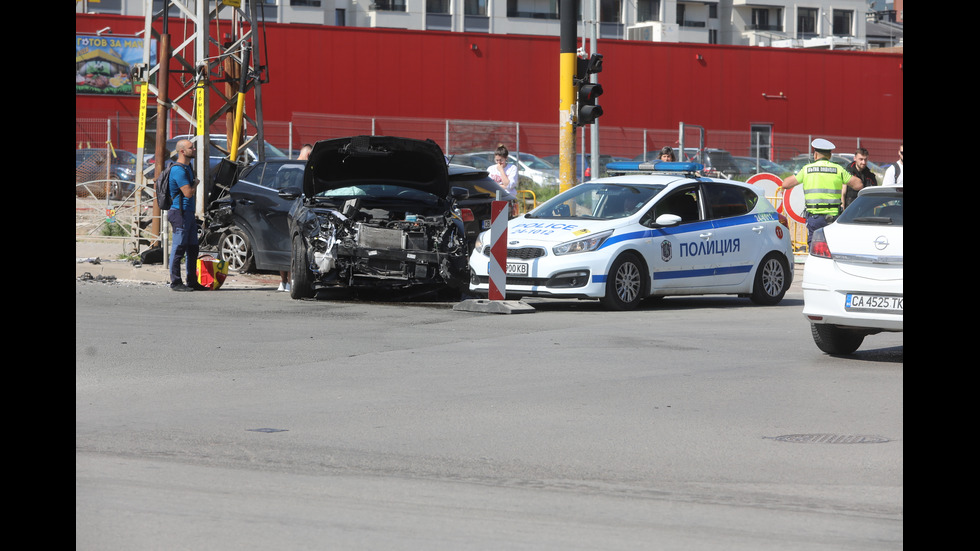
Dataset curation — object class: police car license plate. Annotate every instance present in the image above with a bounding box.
[506,262,528,276]
[845,294,903,312]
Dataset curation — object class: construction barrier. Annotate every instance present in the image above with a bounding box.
[488,200,509,301]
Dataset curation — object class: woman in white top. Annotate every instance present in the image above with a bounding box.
[487,144,519,196]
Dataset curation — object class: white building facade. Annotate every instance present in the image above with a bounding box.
[78,0,877,49]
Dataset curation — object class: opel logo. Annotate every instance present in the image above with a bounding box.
[874,235,889,250]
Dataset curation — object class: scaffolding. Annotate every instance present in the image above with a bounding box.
[129,0,267,256]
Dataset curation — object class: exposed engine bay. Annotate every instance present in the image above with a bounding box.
[287,135,472,299]
[297,197,469,290]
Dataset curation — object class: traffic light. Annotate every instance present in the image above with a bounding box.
[575,53,604,126]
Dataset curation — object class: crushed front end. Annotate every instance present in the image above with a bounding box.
[295,198,469,292]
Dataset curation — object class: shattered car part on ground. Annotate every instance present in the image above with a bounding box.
[288,136,471,300]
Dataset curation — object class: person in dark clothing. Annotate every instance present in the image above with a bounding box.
[843,147,877,210]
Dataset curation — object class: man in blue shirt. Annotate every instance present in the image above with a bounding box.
[167,139,207,291]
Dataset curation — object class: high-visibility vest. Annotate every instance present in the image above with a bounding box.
[798,160,850,215]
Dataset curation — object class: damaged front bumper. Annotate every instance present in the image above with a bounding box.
[298,206,469,290]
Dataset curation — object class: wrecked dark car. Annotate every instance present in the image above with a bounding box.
[202,160,304,273]
[288,136,471,299]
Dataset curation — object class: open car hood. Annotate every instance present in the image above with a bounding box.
[304,136,449,199]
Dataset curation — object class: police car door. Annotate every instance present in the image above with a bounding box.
[701,182,763,288]
[638,183,713,290]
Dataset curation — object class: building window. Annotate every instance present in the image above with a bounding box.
[375,0,407,11]
[600,0,620,23]
[429,0,451,14]
[636,0,660,23]
[797,7,817,38]
[291,1,322,6]
[832,10,853,36]
[507,0,558,19]
[465,0,487,16]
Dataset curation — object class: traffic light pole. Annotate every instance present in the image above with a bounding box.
[558,0,577,193]
[588,0,600,182]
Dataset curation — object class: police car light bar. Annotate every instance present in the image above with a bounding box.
[605,161,704,175]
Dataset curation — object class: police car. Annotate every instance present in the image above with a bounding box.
[467,161,794,310]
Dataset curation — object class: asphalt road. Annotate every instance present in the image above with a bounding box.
[76,280,903,550]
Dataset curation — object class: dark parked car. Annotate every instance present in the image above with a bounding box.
[75,148,138,200]
[203,160,305,272]
[287,136,471,299]
[448,164,517,249]
[145,134,291,174]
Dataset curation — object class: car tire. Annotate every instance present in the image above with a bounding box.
[600,252,645,311]
[110,181,124,201]
[218,227,255,273]
[750,252,789,305]
[810,323,865,355]
[290,234,314,299]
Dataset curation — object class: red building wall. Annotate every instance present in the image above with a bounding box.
[77,14,903,147]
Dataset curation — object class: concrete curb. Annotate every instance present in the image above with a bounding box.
[75,240,282,289]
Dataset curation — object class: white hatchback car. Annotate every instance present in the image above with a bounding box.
[802,186,903,354]
[467,162,794,310]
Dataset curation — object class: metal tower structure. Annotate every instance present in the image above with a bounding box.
[131,0,267,254]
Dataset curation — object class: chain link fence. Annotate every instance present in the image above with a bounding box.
[77,113,901,256]
[78,112,902,169]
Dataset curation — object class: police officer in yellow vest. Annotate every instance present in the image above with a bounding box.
[780,138,863,246]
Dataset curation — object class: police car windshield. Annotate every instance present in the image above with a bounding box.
[529,183,665,219]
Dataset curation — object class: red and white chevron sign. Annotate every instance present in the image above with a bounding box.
[488,200,509,301]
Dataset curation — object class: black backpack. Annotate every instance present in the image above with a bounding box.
[154,161,177,210]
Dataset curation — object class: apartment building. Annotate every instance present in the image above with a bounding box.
[77,1,896,50]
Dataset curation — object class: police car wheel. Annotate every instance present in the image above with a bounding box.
[750,252,789,306]
[601,252,646,311]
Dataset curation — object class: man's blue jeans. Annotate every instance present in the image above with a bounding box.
[168,208,199,285]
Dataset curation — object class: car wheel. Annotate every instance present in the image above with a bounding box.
[750,252,789,305]
[218,227,255,273]
[290,234,314,299]
[810,323,865,355]
[600,252,645,311]
[110,181,124,201]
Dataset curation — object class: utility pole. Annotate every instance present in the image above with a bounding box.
[131,0,267,255]
[558,0,577,193]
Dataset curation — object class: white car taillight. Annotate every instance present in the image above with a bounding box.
[809,228,832,259]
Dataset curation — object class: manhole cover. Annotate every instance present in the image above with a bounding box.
[246,428,288,433]
[768,434,890,444]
